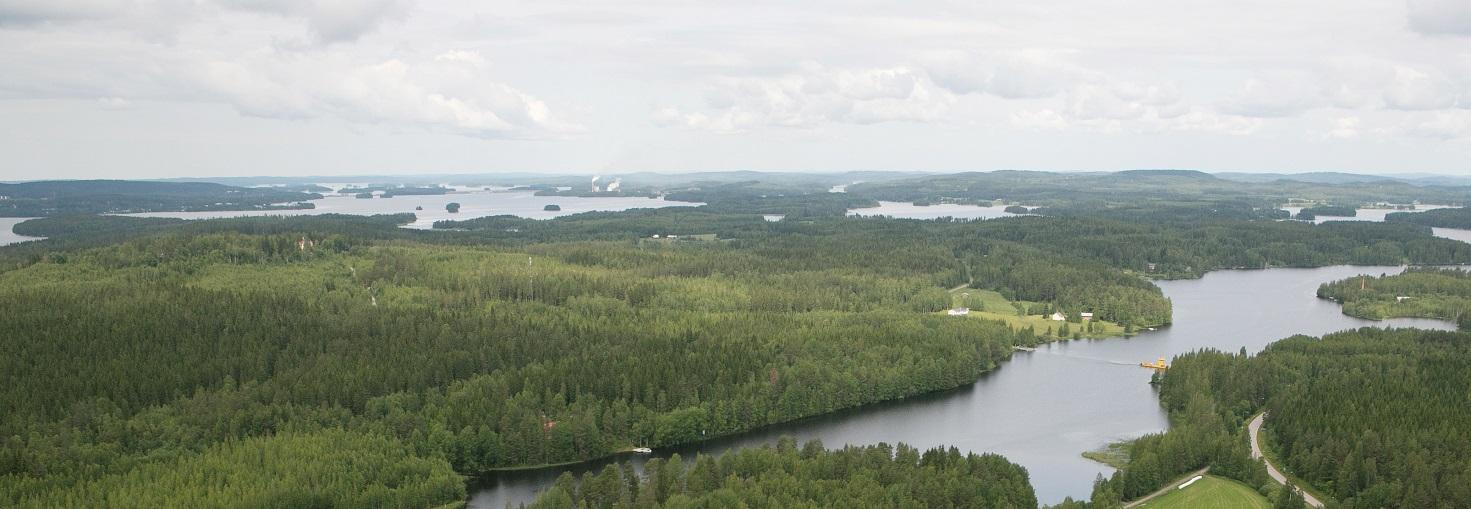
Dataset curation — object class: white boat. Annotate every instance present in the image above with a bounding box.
[632,447,653,454]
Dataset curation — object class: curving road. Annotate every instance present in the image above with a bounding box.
[1248,413,1325,508]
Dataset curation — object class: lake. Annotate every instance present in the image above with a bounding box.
[466,264,1455,508]
[114,189,700,229]
[0,217,43,246]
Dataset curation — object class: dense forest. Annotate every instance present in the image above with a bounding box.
[7,183,1471,506]
[1386,206,1471,228]
[525,438,1037,508]
[0,180,319,216]
[1080,328,1471,509]
[1318,268,1471,327]
[0,219,1049,506]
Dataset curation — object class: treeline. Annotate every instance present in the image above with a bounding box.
[1386,206,1471,229]
[660,180,878,218]
[1295,205,1357,220]
[338,184,451,197]
[848,170,1471,218]
[0,180,319,217]
[1096,328,1471,509]
[7,429,465,508]
[528,438,1037,509]
[0,228,1030,505]
[1318,268,1471,326]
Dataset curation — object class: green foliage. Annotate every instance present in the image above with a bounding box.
[1386,206,1471,228]
[0,228,1028,502]
[529,439,1038,508]
[5,429,465,508]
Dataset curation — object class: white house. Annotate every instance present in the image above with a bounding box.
[1049,312,1066,321]
[1080,312,1094,321]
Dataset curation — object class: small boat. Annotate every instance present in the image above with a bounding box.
[1140,357,1168,370]
[632,447,653,454]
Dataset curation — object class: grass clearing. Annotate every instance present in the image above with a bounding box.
[948,288,1128,338]
[1135,475,1270,509]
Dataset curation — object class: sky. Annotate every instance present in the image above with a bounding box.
[1,0,1470,180]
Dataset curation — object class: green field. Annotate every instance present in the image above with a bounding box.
[1135,475,1269,509]
[949,288,1129,338]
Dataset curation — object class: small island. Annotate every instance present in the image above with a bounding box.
[445,202,461,213]
[1295,204,1356,220]
[543,204,561,211]
[354,192,374,199]
[1003,205,1029,214]
[1318,268,1471,329]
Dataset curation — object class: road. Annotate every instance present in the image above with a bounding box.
[1248,413,1325,508]
[1121,467,1209,508]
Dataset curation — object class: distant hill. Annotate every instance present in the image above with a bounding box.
[1212,171,1400,185]
[1215,171,1471,187]
[846,169,1471,221]
[0,180,320,217]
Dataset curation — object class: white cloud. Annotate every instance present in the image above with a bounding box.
[654,65,954,132]
[1383,66,1459,110]
[0,0,409,43]
[220,0,412,44]
[194,50,579,138]
[1397,110,1471,140]
[0,0,126,26]
[1218,74,1329,118]
[1325,116,1363,140]
[925,51,1084,99]
[96,96,131,109]
[1407,0,1471,36]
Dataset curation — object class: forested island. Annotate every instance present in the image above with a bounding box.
[1294,205,1357,221]
[0,180,320,216]
[1319,268,1471,328]
[339,184,452,198]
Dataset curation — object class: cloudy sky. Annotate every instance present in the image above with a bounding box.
[1,0,1470,179]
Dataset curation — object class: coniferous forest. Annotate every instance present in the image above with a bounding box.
[528,439,1038,509]
[1069,327,1471,509]
[4,195,1471,507]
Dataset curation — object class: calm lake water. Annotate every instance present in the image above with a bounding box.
[467,264,1455,508]
[116,189,699,229]
[0,217,43,246]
